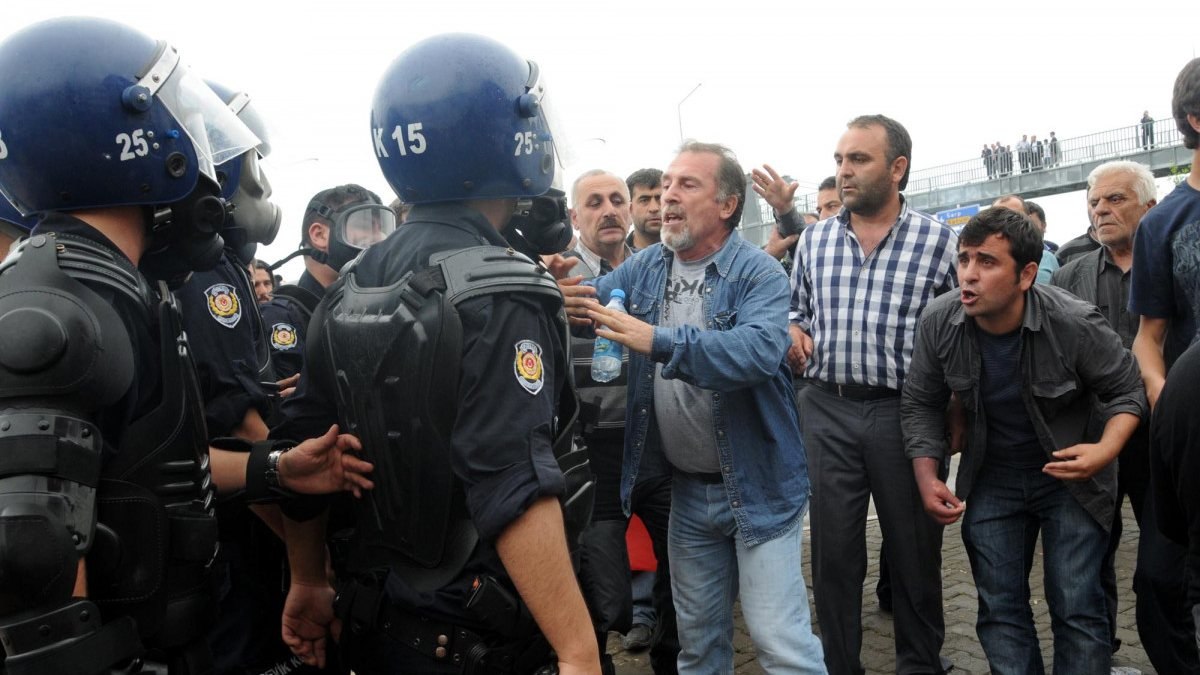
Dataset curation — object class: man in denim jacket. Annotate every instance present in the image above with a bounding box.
[902,207,1147,674]
[559,141,826,674]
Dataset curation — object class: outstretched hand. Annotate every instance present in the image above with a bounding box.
[543,253,582,281]
[280,424,374,497]
[750,164,799,214]
[558,275,601,327]
[588,303,654,356]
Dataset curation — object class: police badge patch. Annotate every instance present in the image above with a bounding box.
[513,339,544,395]
[271,323,298,351]
[205,283,242,328]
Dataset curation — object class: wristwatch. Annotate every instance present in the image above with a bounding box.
[265,447,290,489]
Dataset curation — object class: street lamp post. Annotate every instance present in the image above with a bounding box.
[677,83,702,142]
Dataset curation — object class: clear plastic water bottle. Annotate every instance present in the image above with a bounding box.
[591,289,627,383]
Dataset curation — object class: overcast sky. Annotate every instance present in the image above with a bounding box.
[5,0,1198,277]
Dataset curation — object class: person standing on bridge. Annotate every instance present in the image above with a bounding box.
[1141,111,1155,149]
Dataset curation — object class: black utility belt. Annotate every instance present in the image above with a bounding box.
[377,604,490,667]
[811,379,899,401]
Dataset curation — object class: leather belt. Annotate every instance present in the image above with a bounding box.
[811,379,899,401]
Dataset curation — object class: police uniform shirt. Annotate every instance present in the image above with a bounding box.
[24,214,161,456]
[272,203,567,623]
[177,251,270,436]
[258,270,323,380]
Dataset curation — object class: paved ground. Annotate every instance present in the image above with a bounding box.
[608,502,1152,674]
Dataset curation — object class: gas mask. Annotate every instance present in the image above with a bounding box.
[503,188,573,259]
[308,202,397,273]
[140,176,229,287]
[220,150,281,255]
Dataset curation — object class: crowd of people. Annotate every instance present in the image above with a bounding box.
[2,14,1200,675]
[981,133,1061,179]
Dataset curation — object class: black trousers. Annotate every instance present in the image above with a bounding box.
[1101,426,1150,647]
[577,436,679,675]
[799,386,946,675]
[1134,494,1200,673]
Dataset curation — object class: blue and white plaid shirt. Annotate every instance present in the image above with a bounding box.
[789,198,958,390]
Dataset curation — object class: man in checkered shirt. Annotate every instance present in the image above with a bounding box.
[789,114,958,675]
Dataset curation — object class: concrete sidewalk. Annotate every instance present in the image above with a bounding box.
[609,503,1152,674]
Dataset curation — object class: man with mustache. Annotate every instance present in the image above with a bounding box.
[790,115,957,674]
[1050,160,1158,659]
[564,169,679,673]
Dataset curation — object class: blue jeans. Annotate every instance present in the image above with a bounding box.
[668,473,826,674]
[962,465,1110,675]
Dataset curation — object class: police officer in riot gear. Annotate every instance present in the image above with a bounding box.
[260,184,394,382]
[274,33,600,675]
[168,82,310,675]
[0,17,259,674]
[0,18,372,675]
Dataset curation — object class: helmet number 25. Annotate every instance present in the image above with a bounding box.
[115,129,150,161]
[514,132,534,156]
[374,123,426,158]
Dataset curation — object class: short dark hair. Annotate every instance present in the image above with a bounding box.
[1173,58,1200,150]
[677,140,746,228]
[847,115,912,191]
[1026,201,1046,224]
[959,206,1043,276]
[626,168,663,196]
[301,184,381,246]
[818,176,837,191]
[251,258,272,274]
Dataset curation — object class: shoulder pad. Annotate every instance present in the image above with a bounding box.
[0,234,134,405]
[430,246,561,307]
[0,232,154,311]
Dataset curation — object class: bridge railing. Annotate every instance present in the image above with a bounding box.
[792,117,1185,212]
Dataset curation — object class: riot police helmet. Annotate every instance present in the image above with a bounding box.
[369,33,573,255]
[0,17,260,273]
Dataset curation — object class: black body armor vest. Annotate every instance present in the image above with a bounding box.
[308,246,593,591]
[0,232,217,674]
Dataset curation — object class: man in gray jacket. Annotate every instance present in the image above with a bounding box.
[902,206,1147,674]
[1051,160,1157,655]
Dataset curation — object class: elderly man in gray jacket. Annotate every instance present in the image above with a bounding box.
[1051,160,1158,657]
[902,206,1147,675]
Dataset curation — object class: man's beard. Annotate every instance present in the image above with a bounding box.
[841,173,891,217]
[662,222,694,253]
